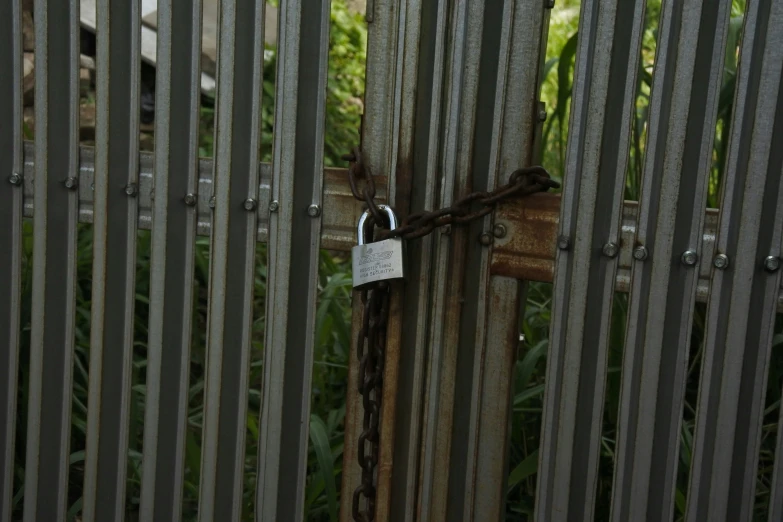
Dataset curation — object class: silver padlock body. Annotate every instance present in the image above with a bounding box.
[352,237,405,288]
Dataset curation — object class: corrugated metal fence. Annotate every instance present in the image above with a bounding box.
[1,0,782,521]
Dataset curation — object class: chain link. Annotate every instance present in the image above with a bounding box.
[345,149,558,522]
[351,281,389,522]
[343,148,559,240]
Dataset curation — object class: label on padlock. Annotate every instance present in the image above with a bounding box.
[351,238,405,288]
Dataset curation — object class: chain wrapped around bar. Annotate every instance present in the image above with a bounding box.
[344,147,559,522]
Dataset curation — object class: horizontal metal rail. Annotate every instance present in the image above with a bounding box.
[19,141,375,251]
[19,142,783,311]
[493,193,783,309]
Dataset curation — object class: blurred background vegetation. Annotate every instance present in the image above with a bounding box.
[10,0,783,520]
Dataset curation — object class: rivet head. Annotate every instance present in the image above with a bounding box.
[681,250,698,266]
[493,224,507,239]
[479,232,493,246]
[764,255,780,273]
[183,193,197,206]
[538,108,547,122]
[633,246,648,261]
[64,177,78,190]
[8,172,22,186]
[243,198,257,211]
[557,235,570,250]
[602,242,619,258]
[124,183,138,197]
[307,204,321,217]
[269,200,279,212]
[208,196,216,209]
[713,253,729,270]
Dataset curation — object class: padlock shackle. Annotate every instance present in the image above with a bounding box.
[357,204,399,246]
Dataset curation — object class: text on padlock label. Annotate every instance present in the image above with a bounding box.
[351,238,405,288]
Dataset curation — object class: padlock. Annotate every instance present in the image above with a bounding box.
[352,205,405,289]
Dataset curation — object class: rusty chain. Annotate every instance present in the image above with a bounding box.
[345,147,558,522]
[351,280,389,522]
[343,146,559,239]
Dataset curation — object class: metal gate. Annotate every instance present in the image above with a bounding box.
[1,0,782,521]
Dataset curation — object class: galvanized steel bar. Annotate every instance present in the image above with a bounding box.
[610,1,732,520]
[536,0,646,520]
[471,278,523,520]
[82,0,142,519]
[359,0,403,208]
[685,2,783,521]
[366,2,417,520]
[406,0,550,519]
[379,5,439,519]
[256,0,330,519]
[23,0,80,520]
[339,0,433,518]
[0,1,23,520]
[139,0,203,519]
[417,0,485,518]
[468,0,549,517]
[771,401,783,521]
[198,0,266,519]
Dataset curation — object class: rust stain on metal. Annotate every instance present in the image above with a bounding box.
[394,156,415,220]
[470,276,521,520]
[375,280,404,522]
[374,153,412,520]
[339,291,367,522]
[422,224,468,521]
[490,192,560,281]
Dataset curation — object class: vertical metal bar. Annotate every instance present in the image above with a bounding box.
[417,0,488,517]
[0,1,23,520]
[382,2,443,519]
[536,0,646,520]
[341,292,367,522]
[82,0,142,519]
[339,0,433,519]
[610,1,732,520]
[469,277,522,520]
[139,0,202,518]
[770,389,783,521]
[198,0,265,519]
[685,1,783,520]
[354,1,412,514]
[371,2,421,520]
[255,0,329,519]
[413,0,550,519]
[468,0,549,517]
[23,0,80,520]
[360,0,404,208]
[385,0,447,518]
